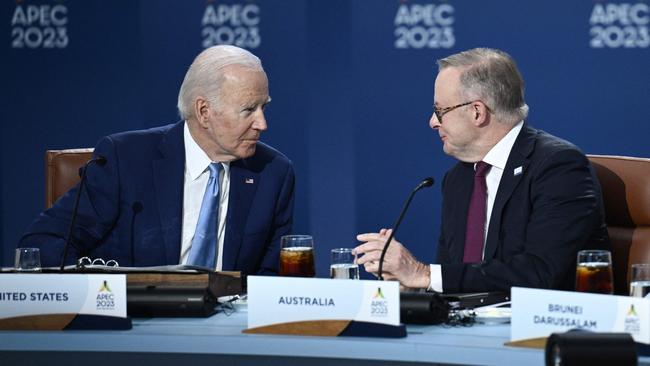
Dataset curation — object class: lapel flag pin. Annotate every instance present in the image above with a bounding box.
[513,166,523,176]
[245,178,254,184]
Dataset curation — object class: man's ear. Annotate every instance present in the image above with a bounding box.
[473,102,489,126]
[194,97,210,128]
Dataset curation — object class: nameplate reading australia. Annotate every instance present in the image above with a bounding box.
[247,276,400,329]
[0,274,127,320]
[511,287,650,344]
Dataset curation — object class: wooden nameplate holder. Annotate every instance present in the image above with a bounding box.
[243,320,407,338]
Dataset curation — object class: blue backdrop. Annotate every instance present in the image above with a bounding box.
[2,0,649,278]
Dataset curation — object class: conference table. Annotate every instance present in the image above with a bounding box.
[1,307,649,366]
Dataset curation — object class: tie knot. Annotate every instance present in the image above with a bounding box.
[475,161,491,177]
[208,163,222,178]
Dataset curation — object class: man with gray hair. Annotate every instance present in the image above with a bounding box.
[21,45,295,276]
[355,48,609,292]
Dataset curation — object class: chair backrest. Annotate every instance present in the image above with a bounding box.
[587,154,650,295]
[45,149,94,208]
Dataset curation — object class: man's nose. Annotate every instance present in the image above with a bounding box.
[429,113,441,130]
[253,111,268,131]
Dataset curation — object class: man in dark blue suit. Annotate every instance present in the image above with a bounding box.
[355,48,609,292]
[20,45,294,276]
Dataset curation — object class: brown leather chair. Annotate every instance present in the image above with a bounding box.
[588,154,650,295]
[45,149,94,208]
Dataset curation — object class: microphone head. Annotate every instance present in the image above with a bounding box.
[95,156,107,166]
[132,202,143,213]
[414,177,435,191]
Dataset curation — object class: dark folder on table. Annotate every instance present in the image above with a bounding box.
[442,292,510,309]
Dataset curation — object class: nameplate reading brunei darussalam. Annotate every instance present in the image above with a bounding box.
[244,276,402,337]
[511,287,650,344]
[0,274,128,330]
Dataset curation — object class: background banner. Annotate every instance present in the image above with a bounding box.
[2,0,648,277]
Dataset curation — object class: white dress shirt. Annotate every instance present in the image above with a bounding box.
[429,121,524,292]
[179,122,231,271]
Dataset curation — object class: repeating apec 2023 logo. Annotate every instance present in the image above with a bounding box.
[394,1,456,49]
[96,280,116,311]
[624,304,641,334]
[371,287,389,317]
[10,0,69,49]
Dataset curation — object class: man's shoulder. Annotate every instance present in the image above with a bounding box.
[525,125,589,169]
[106,122,180,144]
[530,126,583,156]
[249,141,293,167]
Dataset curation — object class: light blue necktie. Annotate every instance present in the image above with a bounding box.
[187,163,222,269]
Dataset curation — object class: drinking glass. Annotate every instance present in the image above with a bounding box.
[279,235,315,277]
[629,263,650,297]
[14,248,42,272]
[575,250,613,294]
[330,248,359,280]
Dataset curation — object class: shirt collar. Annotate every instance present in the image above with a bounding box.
[482,121,524,171]
[184,122,229,180]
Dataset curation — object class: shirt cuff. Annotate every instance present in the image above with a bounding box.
[428,264,443,293]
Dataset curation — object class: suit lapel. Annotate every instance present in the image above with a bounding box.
[483,124,536,260]
[222,159,259,270]
[449,163,475,262]
[152,122,185,264]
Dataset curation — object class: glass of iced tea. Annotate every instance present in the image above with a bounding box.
[279,235,315,277]
[575,250,613,294]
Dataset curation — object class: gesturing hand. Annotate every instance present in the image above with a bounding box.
[353,229,430,289]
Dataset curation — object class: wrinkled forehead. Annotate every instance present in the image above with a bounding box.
[220,64,267,84]
[434,67,463,103]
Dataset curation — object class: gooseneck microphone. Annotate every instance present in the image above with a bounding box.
[378,177,434,281]
[59,156,107,271]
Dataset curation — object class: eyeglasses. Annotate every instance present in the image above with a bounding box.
[434,100,485,123]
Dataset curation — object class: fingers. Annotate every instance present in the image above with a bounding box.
[353,241,384,256]
[356,232,386,242]
[356,248,383,265]
[363,260,379,274]
[362,259,391,275]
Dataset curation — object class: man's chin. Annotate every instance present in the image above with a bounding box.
[442,144,454,156]
[239,145,257,159]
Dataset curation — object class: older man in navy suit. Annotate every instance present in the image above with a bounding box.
[20,45,294,276]
[355,48,609,293]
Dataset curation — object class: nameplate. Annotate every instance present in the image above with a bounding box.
[511,287,650,344]
[247,276,400,329]
[0,274,127,320]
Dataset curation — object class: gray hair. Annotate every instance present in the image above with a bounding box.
[177,45,264,120]
[437,48,529,123]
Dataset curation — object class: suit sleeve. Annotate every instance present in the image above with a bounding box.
[256,162,295,275]
[440,149,601,293]
[18,137,121,267]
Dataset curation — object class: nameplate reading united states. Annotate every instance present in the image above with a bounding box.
[0,274,127,321]
[247,276,400,329]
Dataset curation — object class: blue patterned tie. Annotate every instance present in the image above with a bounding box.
[187,163,222,269]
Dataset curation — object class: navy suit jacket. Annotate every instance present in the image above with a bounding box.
[437,124,610,293]
[20,122,295,275]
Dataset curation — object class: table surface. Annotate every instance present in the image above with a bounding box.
[1,308,648,366]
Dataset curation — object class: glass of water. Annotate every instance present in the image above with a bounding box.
[330,248,359,280]
[15,248,42,272]
[630,264,650,297]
